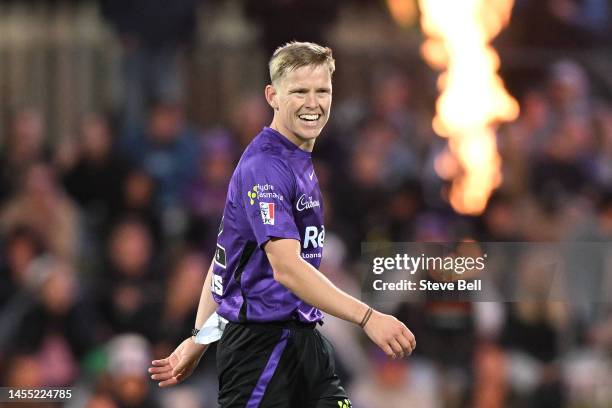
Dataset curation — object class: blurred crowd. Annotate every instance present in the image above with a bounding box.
[1,1,612,408]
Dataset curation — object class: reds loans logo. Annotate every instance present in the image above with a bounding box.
[259,202,275,225]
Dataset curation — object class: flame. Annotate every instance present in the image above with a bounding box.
[419,0,519,215]
[387,0,418,27]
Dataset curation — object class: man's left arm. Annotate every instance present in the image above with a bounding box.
[265,238,416,359]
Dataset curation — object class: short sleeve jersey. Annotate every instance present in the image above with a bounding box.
[211,127,325,323]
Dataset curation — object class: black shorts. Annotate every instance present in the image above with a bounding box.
[216,321,352,408]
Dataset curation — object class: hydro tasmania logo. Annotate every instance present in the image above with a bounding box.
[247,186,258,205]
[296,194,320,212]
[337,398,352,408]
[248,184,283,205]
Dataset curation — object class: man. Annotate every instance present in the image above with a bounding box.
[149,42,416,408]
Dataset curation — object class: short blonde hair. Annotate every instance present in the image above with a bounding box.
[269,41,335,85]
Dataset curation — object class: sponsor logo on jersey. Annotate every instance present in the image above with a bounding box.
[303,225,324,249]
[337,398,352,408]
[260,202,275,225]
[248,184,284,205]
[296,194,320,212]
[214,243,227,268]
[247,186,258,205]
[212,275,223,296]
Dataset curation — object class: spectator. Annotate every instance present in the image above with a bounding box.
[183,132,236,252]
[530,116,596,205]
[500,248,571,408]
[351,347,440,408]
[108,168,163,248]
[594,107,612,188]
[229,93,272,149]
[91,334,161,408]
[62,114,128,237]
[120,100,198,238]
[0,108,48,200]
[7,257,98,386]
[499,89,553,195]
[0,225,45,308]
[97,218,162,341]
[0,163,80,260]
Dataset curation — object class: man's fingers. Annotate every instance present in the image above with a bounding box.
[158,368,190,387]
[389,339,404,358]
[381,343,395,358]
[148,366,172,374]
[172,359,189,377]
[396,334,413,356]
[151,359,168,366]
[151,371,175,381]
[158,377,179,388]
[401,326,416,350]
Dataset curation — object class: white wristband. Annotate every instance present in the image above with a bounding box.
[194,312,227,344]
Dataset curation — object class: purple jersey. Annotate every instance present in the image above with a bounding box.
[211,127,325,323]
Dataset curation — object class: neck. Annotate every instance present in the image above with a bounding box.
[269,120,315,152]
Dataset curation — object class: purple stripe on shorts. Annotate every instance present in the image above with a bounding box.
[246,329,290,408]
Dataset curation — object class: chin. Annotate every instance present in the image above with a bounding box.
[298,131,321,141]
[299,126,324,138]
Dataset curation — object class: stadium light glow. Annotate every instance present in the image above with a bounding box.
[419,0,519,215]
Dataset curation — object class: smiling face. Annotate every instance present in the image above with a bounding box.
[265,64,332,151]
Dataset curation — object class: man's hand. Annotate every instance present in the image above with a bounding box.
[363,310,416,359]
[149,338,208,387]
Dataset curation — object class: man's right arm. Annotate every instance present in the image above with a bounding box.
[149,260,218,387]
[194,261,220,329]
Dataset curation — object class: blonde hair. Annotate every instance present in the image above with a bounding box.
[269,41,335,85]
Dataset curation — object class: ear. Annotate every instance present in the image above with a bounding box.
[265,84,279,110]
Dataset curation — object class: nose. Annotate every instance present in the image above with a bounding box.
[305,91,317,109]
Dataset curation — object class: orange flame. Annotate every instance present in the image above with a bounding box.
[386,0,418,27]
[419,0,519,215]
